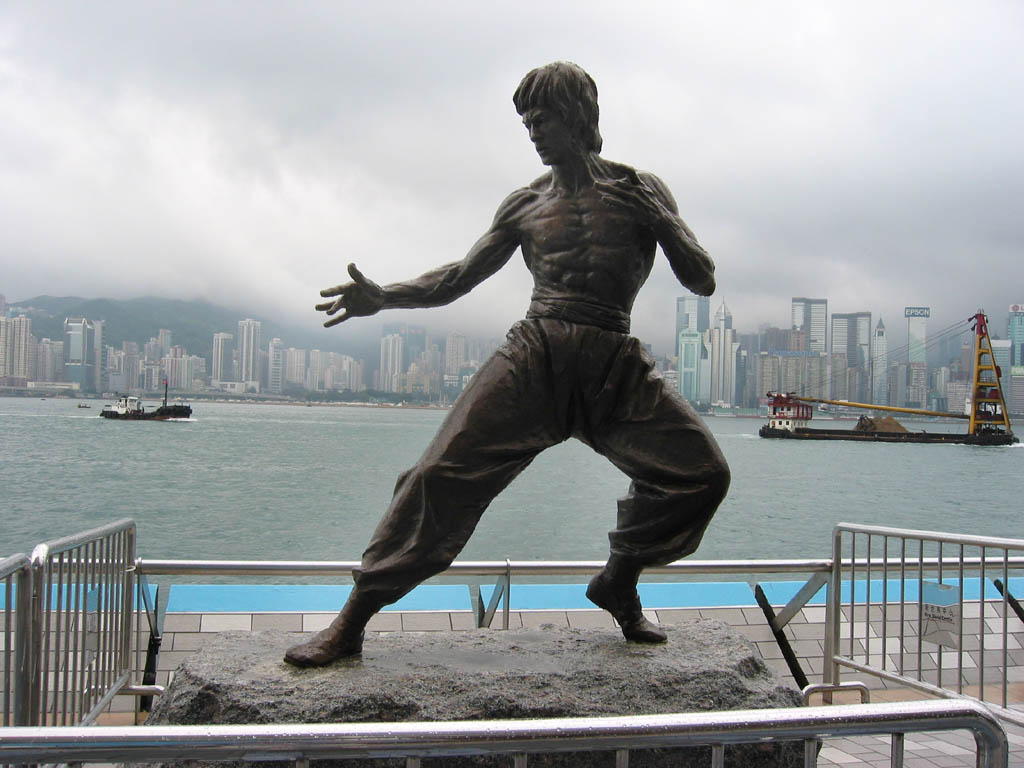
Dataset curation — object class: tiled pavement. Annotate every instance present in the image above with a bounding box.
[95,603,1024,766]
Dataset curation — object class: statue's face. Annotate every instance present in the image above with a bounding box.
[522,108,577,166]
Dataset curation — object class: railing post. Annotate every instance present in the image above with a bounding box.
[26,544,50,727]
[13,559,33,727]
[822,527,843,693]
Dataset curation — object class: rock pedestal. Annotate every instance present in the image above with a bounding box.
[149,620,806,766]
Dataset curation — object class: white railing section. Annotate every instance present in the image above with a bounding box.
[0,700,1009,768]
[23,519,137,726]
[825,523,1024,727]
[1,554,30,727]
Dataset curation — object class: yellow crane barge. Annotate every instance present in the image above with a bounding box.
[759,311,1018,446]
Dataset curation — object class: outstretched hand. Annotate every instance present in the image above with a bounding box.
[316,263,385,327]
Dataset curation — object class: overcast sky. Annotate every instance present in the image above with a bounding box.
[2,1,1022,355]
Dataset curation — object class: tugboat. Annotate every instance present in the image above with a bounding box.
[100,380,192,421]
[760,311,1017,446]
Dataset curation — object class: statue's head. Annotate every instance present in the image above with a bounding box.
[513,62,602,154]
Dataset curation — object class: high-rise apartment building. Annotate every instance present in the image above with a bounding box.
[871,318,888,405]
[211,332,234,384]
[1008,304,1024,366]
[444,332,467,390]
[286,348,306,386]
[675,296,710,345]
[63,317,94,391]
[307,349,325,391]
[158,329,173,357]
[236,319,261,389]
[791,298,828,355]
[379,333,404,393]
[267,338,285,395]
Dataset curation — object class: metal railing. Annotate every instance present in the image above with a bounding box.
[21,519,138,726]
[136,556,833,631]
[1,554,30,727]
[825,523,1024,727]
[0,699,1008,767]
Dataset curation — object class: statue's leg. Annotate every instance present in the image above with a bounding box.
[581,337,731,642]
[286,324,562,666]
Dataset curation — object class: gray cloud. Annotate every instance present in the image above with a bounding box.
[1,1,1022,354]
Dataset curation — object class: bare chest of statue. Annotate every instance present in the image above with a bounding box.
[518,186,656,308]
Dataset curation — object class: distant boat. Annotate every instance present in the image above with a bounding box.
[77,404,91,409]
[100,380,192,421]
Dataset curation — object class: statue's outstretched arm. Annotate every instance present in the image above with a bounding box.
[316,191,526,327]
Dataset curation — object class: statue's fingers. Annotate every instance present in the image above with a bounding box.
[323,310,349,328]
[315,299,339,311]
[347,263,368,285]
[319,284,345,297]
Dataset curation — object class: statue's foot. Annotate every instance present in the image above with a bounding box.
[284,627,365,667]
[586,572,667,644]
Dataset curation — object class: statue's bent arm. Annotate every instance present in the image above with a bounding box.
[640,172,717,297]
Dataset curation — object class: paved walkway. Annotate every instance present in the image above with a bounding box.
[97,599,1024,767]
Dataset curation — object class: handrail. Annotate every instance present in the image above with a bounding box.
[0,553,30,580]
[0,700,1008,767]
[836,522,1024,551]
[135,557,834,577]
[30,518,135,559]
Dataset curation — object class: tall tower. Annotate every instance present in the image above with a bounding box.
[444,332,467,390]
[236,319,261,388]
[675,296,710,344]
[675,296,710,404]
[63,317,95,391]
[791,298,828,355]
[379,334,404,393]
[871,318,888,405]
[831,311,871,401]
[212,332,234,384]
[1008,304,1024,366]
[267,338,285,395]
[709,301,739,406]
[905,306,929,407]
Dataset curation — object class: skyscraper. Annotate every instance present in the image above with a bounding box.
[831,311,871,401]
[791,298,828,355]
[211,332,234,384]
[379,334,403,393]
[676,295,711,405]
[444,332,467,390]
[268,338,285,395]
[709,301,739,406]
[63,317,95,391]
[871,318,888,405]
[236,319,261,389]
[905,307,929,407]
[1008,304,1024,366]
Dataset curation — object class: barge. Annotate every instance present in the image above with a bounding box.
[760,311,1017,445]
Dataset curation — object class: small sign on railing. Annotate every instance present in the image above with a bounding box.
[921,580,961,649]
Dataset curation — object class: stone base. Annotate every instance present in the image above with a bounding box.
[149,620,806,766]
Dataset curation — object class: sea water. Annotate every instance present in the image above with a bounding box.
[1,397,1020,564]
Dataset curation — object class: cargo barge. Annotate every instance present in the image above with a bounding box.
[100,380,192,420]
[759,311,1017,446]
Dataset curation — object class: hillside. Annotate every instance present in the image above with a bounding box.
[10,296,377,363]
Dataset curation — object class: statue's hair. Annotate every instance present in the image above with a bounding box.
[513,61,602,154]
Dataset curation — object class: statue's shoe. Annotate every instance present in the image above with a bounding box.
[586,574,668,644]
[284,630,365,667]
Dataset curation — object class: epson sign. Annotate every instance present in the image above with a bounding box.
[904,307,931,318]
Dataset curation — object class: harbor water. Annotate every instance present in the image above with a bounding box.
[1,396,1020,564]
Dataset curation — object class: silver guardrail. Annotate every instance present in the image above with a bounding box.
[23,518,138,726]
[1,553,31,727]
[136,556,834,632]
[0,700,1008,768]
[825,523,1024,727]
